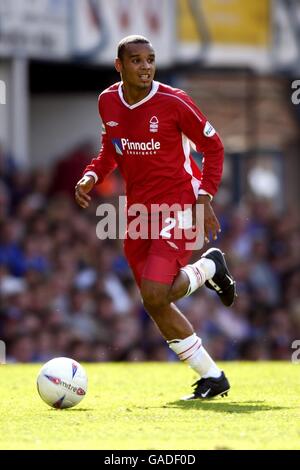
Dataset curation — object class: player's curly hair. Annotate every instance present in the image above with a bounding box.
[117,35,151,60]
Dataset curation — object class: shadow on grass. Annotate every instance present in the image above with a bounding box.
[49,408,93,412]
[163,400,289,414]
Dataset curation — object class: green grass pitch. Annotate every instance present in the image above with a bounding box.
[0,362,299,450]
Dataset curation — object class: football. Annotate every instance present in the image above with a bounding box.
[36,357,88,409]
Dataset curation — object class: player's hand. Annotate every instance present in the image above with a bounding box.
[194,195,221,243]
[75,175,95,208]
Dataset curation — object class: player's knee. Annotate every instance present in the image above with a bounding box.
[167,273,188,302]
[140,282,170,309]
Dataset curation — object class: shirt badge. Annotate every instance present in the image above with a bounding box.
[149,116,159,133]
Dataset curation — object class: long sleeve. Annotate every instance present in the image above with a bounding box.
[175,91,224,197]
[83,99,117,184]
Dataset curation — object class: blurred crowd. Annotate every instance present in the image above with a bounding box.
[1,146,300,363]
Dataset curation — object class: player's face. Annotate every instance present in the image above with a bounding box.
[115,43,156,90]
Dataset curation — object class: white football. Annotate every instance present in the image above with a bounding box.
[37,357,88,409]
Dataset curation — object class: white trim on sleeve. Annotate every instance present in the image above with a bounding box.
[198,189,213,201]
[181,133,200,200]
[85,171,98,183]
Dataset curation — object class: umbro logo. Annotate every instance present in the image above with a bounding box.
[106,121,119,127]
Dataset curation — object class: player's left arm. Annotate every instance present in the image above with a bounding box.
[176,92,224,241]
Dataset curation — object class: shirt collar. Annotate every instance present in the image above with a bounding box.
[118,80,159,109]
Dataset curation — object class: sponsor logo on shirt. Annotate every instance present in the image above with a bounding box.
[112,138,161,156]
[149,116,159,133]
[203,121,216,137]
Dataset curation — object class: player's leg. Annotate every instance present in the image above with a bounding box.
[124,239,194,339]
[140,255,230,400]
[168,248,237,307]
[152,202,236,307]
[124,219,231,399]
[140,257,193,339]
[123,230,151,288]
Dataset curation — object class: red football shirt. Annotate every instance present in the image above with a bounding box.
[84,81,224,208]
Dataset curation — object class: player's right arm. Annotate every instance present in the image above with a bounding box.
[75,96,117,209]
[75,130,117,208]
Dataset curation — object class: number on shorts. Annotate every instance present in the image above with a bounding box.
[160,217,176,239]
